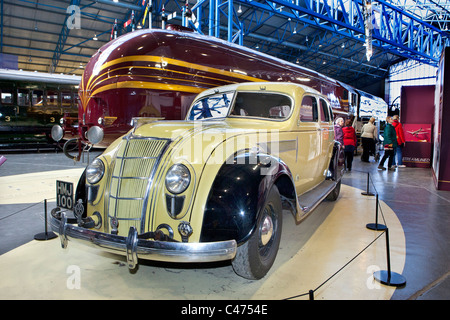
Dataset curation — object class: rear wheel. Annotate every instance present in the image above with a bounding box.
[232,185,282,280]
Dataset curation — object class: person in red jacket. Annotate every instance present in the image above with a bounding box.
[342,118,357,171]
[392,115,406,167]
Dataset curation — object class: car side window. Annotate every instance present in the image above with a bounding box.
[1,89,13,105]
[46,90,59,107]
[300,95,318,122]
[17,89,30,107]
[320,98,330,122]
[230,92,292,120]
[62,92,73,108]
[32,90,44,107]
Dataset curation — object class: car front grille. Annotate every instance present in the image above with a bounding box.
[108,136,170,235]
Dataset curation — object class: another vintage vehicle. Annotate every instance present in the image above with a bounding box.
[0,69,79,147]
[50,82,344,280]
[52,27,386,161]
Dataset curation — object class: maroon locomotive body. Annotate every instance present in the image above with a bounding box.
[55,27,357,151]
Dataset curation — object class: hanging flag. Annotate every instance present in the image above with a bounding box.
[111,19,118,40]
[123,19,132,28]
[142,0,150,26]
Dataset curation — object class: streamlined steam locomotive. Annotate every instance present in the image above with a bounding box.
[52,25,386,158]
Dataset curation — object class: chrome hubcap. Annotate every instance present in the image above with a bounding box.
[260,214,274,246]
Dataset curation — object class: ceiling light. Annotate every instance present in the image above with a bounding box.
[93,34,98,41]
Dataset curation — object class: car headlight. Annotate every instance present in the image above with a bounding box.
[165,164,191,194]
[86,158,105,184]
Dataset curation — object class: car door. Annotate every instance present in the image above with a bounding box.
[16,88,31,127]
[295,94,321,194]
[318,97,334,175]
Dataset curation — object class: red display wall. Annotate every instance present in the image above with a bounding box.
[400,85,436,124]
[400,85,435,168]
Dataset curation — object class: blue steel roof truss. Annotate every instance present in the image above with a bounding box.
[2,0,449,89]
[181,0,449,86]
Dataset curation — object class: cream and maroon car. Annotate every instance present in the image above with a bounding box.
[51,82,344,280]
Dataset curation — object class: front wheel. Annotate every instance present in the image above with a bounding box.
[232,185,282,280]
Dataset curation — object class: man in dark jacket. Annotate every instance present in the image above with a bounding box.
[378,116,398,171]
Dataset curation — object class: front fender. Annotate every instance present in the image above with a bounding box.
[200,152,292,244]
[328,141,344,181]
[75,168,87,217]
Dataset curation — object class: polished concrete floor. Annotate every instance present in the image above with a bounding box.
[0,149,448,300]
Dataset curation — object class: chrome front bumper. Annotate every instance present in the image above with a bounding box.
[50,213,237,269]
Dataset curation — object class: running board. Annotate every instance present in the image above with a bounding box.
[296,180,337,221]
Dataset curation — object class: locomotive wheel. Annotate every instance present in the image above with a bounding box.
[232,185,282,280]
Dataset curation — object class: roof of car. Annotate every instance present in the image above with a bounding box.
[195,82,322,99]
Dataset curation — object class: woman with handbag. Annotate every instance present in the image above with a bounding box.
[378,116,398,171]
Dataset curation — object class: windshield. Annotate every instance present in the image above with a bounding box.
[187,91,292,121]
[188,92,233,120]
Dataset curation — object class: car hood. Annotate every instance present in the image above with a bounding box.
[129,119,285,164]
[134,119,285,140]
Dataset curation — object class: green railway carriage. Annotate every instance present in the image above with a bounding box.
[0,69,80,147]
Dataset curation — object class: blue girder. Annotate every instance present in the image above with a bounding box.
[10,0,448,82]
[50,0,81,73]
[183,0,449,68]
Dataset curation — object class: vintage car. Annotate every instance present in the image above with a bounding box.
[50,82,344,280]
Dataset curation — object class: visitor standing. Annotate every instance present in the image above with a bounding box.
[378,116,398,171]
[360,117,377,162]
[334,117,344,145]
[392,115,406,167]
[342,119,357,171]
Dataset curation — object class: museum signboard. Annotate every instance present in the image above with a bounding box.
[402,124,432,168]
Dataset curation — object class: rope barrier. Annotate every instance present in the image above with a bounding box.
[0,198,55,221]
[284,168,406,299]
[2,167,406,297]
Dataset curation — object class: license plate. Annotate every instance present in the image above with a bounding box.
[56,180,74,210]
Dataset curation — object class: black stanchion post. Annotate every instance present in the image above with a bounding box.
[361,172,374,196]
[373,228,406,287]
[308,290,314,300]
[34,199,58,241]
[366,194,387,231]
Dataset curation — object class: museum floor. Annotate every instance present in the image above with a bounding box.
[0,150,449,300]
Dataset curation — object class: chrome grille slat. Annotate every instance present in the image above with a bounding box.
[108,136,170,235]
